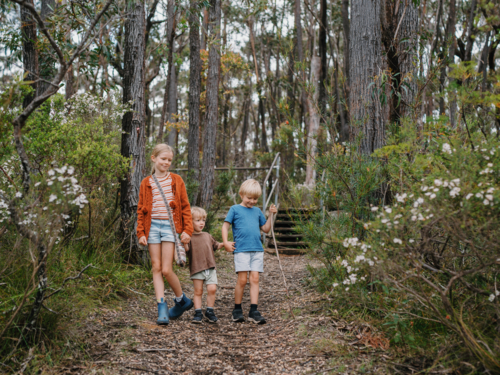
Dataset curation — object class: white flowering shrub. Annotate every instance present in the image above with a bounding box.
[0,166,87,239]
[301,120,500,370]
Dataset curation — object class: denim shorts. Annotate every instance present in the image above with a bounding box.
[234,251,264,273]
[148,219,178,244]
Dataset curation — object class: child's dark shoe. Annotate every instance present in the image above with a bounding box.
[248,309,266,324]
[232,308,245,323]
[168,293,194,320]
[205,308,218,323]
[192,309,203,324]
[156,299,169,325]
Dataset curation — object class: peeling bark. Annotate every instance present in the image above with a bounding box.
[120,0,146,262]
[198,0,221,209]
[349,0,385,154]
[188,0,202,183]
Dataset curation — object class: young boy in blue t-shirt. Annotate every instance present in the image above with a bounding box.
[222,179,278,324]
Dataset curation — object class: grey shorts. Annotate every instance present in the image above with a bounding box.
[234,251,264,273]
[190,268,218,285]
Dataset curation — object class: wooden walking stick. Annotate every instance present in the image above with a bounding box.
[269,205,294,318]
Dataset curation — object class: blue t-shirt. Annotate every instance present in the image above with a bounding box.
[224,204,267,253]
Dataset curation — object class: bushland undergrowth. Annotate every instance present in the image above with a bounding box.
[292,63,500,373]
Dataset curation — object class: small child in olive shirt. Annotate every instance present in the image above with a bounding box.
[185,206,224,324]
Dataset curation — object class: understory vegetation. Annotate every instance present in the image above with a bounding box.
[298,64,500,373]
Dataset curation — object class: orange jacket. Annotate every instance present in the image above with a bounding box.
[136,173,193,240]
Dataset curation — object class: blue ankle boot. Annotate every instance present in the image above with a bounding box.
[168,293,194,320]
[157,298,169,325]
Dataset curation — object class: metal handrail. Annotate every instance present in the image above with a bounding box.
[263,153,280,186]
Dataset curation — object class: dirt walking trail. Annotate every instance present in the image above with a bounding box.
[80,251,389,374]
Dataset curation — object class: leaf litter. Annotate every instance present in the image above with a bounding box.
[61,252,391,374]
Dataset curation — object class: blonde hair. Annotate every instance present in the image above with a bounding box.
[191,206,207,220]
[151,144,174,174]
[239,179,262,199]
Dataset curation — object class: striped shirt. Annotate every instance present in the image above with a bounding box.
[150,173,175,220]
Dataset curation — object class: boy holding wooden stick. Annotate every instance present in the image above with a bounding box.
[222,179,277,324]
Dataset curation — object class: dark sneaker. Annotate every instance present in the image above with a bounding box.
[205,309,218,323]
[232,308,245,323]
[192,310,203,324]
[248,310,266,324]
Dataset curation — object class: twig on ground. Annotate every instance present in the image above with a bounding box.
[125,366,160,374]
[126,287,147,296]
[16,347,34,375]
[45,264,94,300]
[135,348,176,352]
[42,304,59,314]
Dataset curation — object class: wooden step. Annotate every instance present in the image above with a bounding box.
[271,241,307,247]
[284,208,316,213]
[274,220,295,226]
[270,228,297,233]
[268,234,304,239]
[265,247,306,256]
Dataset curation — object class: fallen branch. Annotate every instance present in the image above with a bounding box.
[126,287,146,296]
[125,366,160,374]
[45,264,94,300]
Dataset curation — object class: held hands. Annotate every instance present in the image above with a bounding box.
[139,236,147,246]
[224,241,236,252]
[269,204,278,214]
[217,243,225,250]
[180,232,191,244]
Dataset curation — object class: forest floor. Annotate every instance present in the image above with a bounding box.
[64,251,393,374]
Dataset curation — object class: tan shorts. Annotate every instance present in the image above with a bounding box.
[190,268,218,285]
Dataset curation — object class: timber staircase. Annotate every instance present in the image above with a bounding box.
[266,208,311,255]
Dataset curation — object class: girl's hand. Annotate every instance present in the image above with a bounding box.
[138,236,147,246]
[218,243,225,250]
[269,204,278,214]
[180,232,191,244]
[224,241,236,252]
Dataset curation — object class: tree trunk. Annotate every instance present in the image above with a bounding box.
[65,63,75,100]
[120,0,146,263]
[464,0,477,62]
[341,0,350,121]
[396,0,419,118]
[188,0,202,184]
[335,57,348,142]
[294,0,306,133]
[318,0,328,123]
[158,0,176,142]
[222,92,230,165]
[478,31,491,92]
[446,0,457,127]
[306,55,321,186]
[198,0,221,209]
[37,0,56,96]
[240,95,250,166]
[167,64,177,146]
[381,0,418,123]
[201,7,209,51]
[20,0,39,109]
[350,0,385,154]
